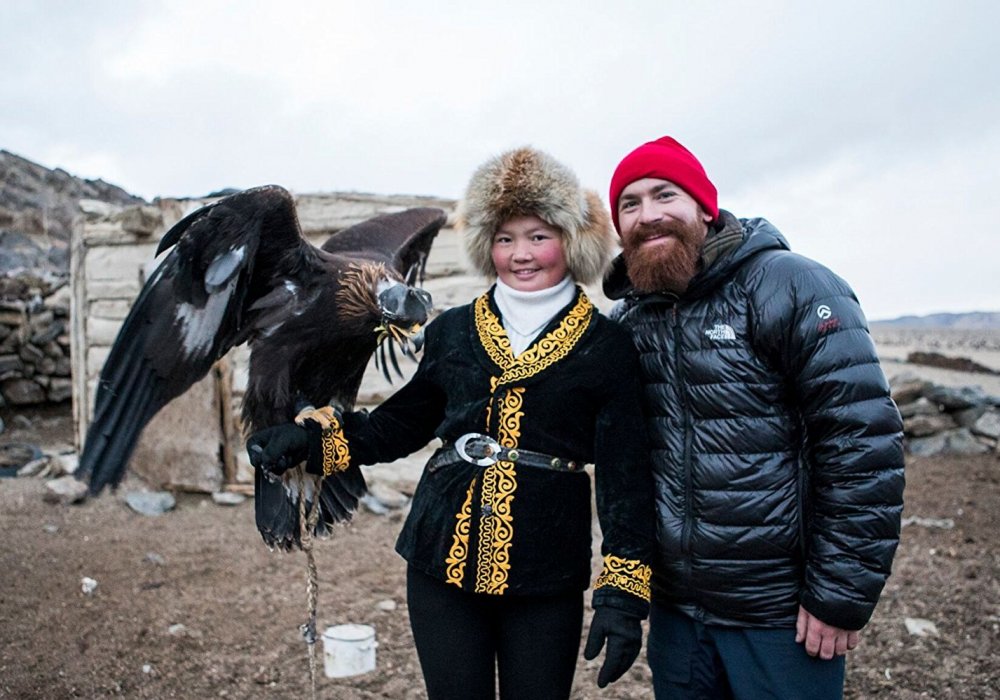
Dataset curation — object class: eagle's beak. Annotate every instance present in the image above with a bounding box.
[373,284,433,379]
[377,284,432,335]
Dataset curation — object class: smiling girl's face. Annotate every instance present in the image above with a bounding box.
[491,215,569,292]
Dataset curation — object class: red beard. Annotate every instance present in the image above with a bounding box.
[622,218,707,293]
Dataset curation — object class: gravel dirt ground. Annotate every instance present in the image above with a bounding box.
[1,407,998,699]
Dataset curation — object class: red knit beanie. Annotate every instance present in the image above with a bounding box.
[608,136,719,232]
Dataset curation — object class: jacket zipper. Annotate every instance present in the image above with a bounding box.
[673,305,695,559]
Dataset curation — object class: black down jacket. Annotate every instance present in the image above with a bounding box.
[604,212,904,631]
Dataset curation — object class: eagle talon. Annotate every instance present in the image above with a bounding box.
[294,405,342,431]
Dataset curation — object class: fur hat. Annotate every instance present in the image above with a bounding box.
[457,147,614,285]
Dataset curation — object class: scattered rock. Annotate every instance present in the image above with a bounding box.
[81,577,98,596]
[376,599,398,612]
[46,378,72,402]
[943,428,990,455]
[907,433,947,458]
[924,385,991,411]
[897,397,939,418]
[1,378,46,405]
[901,515,955,529]
[54,453,78,475]
[17,455,52,477]
[972,410,1000,439]
[368,481,410,510]
[904,617,939,637]
[145,551,167,566]
[11,414,32,429]
[0,442,42,468]
[904,413,956,437]
[43,475,88,504]
[124,491,176,516]
[167,623,187,636]
[360,494,390,515]
[253,665,279,685]
[890,375,931,405]
[211,491,246,506]
[952,404,988,428]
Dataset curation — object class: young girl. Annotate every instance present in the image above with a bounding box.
[249,147,654,699]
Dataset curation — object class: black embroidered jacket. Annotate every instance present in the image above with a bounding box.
[328,286,655,616]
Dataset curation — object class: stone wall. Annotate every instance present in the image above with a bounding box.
[0,287,73,407]
[1,150,147,408]
[890,373,1000,456]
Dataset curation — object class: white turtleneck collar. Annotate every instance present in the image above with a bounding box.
[493,276,577,356]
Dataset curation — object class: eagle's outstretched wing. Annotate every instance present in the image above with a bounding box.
[78,185,302,493]
[77,185,446,549]
[320,204,440,282]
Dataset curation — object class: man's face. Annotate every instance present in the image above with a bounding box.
[617,178,712,293]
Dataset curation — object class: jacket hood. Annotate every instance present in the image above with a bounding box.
[602,210,790,301]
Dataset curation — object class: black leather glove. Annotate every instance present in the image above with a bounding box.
[246,423,310,476]
[583,606,643,688]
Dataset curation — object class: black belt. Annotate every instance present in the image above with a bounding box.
[427,433,585,473]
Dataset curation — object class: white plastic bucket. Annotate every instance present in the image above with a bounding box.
[321,623,377,678]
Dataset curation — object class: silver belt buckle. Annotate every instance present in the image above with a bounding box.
[454,433,500,466]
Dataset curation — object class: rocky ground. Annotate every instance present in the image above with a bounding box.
[1,332,999,699]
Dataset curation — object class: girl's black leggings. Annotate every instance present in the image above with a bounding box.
[406,565,584,700]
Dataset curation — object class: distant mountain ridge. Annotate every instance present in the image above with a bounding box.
[0,149,146,298]
[872,311,1000,329]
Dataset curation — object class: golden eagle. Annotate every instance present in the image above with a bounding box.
[78,185,446,550]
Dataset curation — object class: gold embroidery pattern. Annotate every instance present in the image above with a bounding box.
[474,292,593,386]
[445,477,476,587]
[319,417,351,476]
[444,293,588,593]
[474,387,523,595]
[594,554,652,602]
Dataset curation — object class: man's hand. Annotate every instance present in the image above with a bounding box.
[796,605,860,659]
[583,607,643,688]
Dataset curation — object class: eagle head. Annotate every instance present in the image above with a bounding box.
[337,262,433,349]
[377,279,432,338]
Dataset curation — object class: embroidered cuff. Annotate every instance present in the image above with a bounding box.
[318,418,351,476]
[300,406,352,476]
[594,554,651,602]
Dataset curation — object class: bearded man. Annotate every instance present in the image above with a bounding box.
[602,136,905,700]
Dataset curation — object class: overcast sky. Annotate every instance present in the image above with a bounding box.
[2,0,997,319]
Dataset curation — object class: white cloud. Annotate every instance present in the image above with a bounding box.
[727,126,1000,319]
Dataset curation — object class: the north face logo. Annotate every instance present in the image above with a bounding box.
[704,323,736,341]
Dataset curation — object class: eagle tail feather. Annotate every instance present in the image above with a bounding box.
[254,464,367,550]
[254,468,300,551]
[317,465,368,526]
